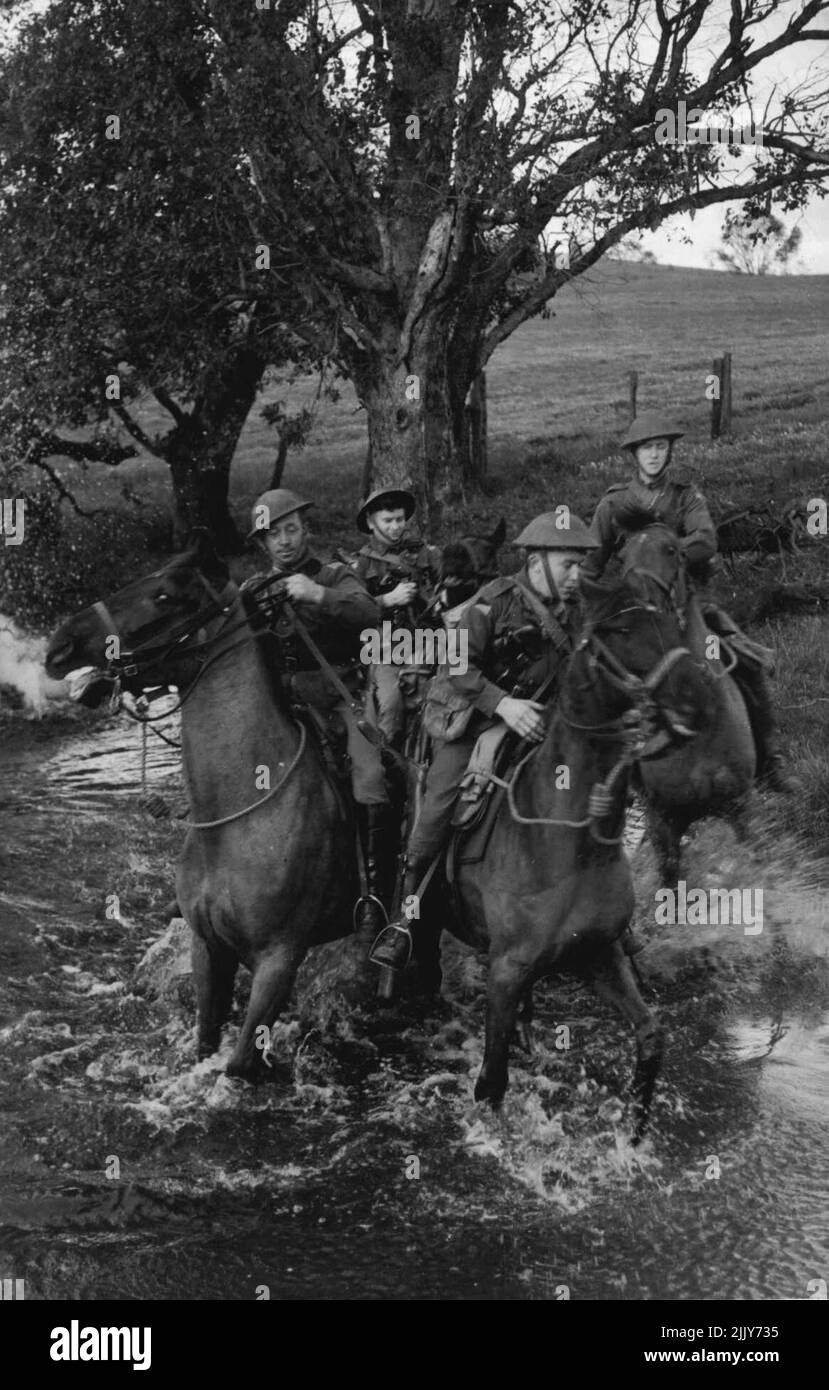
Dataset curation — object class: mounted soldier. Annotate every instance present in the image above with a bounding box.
[244,488,397,934]
[369,509,599,975]
[582,410,796,794]
[345,487,442,747]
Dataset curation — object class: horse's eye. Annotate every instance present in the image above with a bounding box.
[156,592,172,604]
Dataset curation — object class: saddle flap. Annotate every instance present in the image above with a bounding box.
[450,724,512,830]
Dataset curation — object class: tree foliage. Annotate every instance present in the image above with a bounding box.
[715,208,804,274]
[1,0,828,531]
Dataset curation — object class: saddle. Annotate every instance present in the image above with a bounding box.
[290,701,352,821]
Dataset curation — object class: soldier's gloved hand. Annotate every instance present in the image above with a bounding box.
[495,697,546,741]
[284,574,324,605]
[382,581,417,608]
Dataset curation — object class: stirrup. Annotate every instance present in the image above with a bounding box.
[353,893,388,932]
[368,921,413,971]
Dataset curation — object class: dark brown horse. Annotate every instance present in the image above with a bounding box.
[620,522,756,882]
[423,582,712,1130]
[45,535,358,1082]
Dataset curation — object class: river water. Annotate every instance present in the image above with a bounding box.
[1,711,827,1301]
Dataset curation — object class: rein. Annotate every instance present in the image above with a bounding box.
[94,572,312,830]
[490,616,692,844]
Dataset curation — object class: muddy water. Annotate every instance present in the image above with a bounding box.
[1,717,827,1301]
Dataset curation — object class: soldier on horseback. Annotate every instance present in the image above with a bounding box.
[369,510,599,974]
[582,410,796,793]
[245,487,398,933]
[346,487,442,748]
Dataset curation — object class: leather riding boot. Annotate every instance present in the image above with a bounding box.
[735,664,800,794]
[368,855,430,972]
[354,804,399,935]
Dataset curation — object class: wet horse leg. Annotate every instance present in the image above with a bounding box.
[192,931,238,1060]
[514,985,534,1053]
[474,954,532,1107]
[588,940,664,1142]
[226,941,306,1082]
[645,802,682,886]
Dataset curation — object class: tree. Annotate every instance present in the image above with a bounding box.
[0,1,317,547]
[1,1,828,531]
[714,209,804,274]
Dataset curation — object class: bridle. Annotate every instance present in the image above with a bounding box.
[87,570,310,829]
[494,604,696,844]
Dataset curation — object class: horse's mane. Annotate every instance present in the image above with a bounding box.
[582,578,647,626]
[615,505,676,537]
[239,586,290,711]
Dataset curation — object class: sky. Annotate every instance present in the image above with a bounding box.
[642,197,829,274]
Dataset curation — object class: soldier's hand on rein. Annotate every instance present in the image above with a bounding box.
[283,574,324,605]
[382,581,418,608]
[495,697,546,741]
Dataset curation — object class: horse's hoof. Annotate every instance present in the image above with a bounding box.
[225,1057,293,1086]
[474,1073,506,1108]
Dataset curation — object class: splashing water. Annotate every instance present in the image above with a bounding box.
[0,614,67,715]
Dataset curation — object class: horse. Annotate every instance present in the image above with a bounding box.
[439,517,505,610]
[619,521,756,883]
[45,533,361,1082]
[414,580,713,1131]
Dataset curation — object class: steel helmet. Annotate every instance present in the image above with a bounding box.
[356,487,416,534]
[621,412,685,451]
[247,488,312,540]
[514,511,598,550]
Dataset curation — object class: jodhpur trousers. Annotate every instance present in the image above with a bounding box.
[406,733,476,862]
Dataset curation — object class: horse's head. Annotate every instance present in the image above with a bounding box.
[572,578,713,754]
[619,519,687,615]
[440,517,506,607]
[45,533,233,703]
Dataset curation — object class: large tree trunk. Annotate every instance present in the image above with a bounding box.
[358,317,475,527]
[164,348,264,552]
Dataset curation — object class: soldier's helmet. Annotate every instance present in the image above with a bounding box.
[515,511,599,551]
[356,486,416,534]
[621,411,685,452]
[247,488,312,540]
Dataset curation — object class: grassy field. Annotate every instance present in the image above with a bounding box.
[3,259,829,848]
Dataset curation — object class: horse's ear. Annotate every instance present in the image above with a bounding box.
[187,527,229,582]
[489,517,507,549]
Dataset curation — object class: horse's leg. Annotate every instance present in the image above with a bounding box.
[474,953,531,1107]
[192,931,238,1060]
[645,801,681,886]
[588,940,664,1143]
[513,985,534,1053]
[226,941,305,1082]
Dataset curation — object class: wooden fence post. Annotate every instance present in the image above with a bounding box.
[628,370,638,422]
[711,356,723,438]
[720,350,732,437]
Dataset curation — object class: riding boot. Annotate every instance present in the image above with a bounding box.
[734,663,800,794]
[367,853,430,972]
[354,804,399,935]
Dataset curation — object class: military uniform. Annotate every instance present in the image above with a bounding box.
[406,568,575,863]
[243,548,387,805]
[349,536,443,743]
[369,508,600,977]
[583,412,796,794]
[582,475,717,582]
